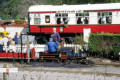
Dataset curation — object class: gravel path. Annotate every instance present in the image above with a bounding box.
[0,71,120,80]
[0,62,120,80]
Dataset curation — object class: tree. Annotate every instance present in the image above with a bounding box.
[0,0,120,20]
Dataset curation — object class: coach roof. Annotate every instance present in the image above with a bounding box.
[29,3,120,12]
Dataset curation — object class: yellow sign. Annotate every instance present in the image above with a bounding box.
[0,31,9,39]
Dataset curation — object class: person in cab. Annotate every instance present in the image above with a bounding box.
[48,38,58,54]
[51,28,61,49]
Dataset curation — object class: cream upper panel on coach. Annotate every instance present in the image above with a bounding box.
[29,3,120,25]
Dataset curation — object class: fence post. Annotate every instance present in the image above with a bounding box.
[3,64,8,80]
[94,66,96,80]
[119,52,120,62]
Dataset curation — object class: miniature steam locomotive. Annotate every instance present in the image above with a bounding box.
[39,47,87,63]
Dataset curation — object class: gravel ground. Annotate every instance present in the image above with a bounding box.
[0,71,120,80]
[0,61,120,80]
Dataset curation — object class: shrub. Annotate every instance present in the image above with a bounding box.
[14,18,25,25]
[88,33,120,57]
[73,35,86,45]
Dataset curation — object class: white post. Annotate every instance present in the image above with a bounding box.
[83,28,91,43]
[27,35,30,63]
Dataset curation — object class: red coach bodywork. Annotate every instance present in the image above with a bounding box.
[30,24,120,33]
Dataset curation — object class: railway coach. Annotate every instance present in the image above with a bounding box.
[28,3,120,37]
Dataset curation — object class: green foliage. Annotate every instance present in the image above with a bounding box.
[0,0,19,20]
[63,24,68,28]
[88,33,120,55]
[14,18,25,21]
[73,35,86,45]
[46,0,62,5]
[0,0,120,20]
[14,16,26,24]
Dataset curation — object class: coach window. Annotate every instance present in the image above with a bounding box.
[34,14,40,25]
[105,12,112,24]
[45,15,50,23]
[62,13,68,24]
[84,13,89,24]
[76,13,83,24]
[55,13,61,24]
[76,13,89,24]
[55,13,68,24]
[98,12,112,24]
[98,12,105,24]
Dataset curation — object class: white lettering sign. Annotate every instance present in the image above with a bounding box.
[57,10,83,13]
